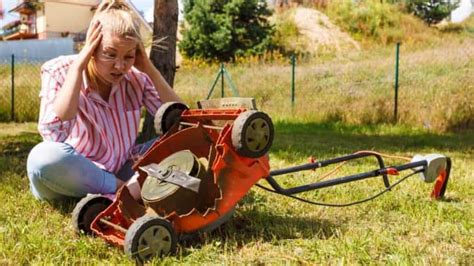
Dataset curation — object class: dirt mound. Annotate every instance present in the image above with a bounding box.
[294,7,360,52]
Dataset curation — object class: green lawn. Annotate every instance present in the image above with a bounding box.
[0,122,472,264]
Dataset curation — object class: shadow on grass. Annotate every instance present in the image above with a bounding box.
[0,132,80,214]
[0,132,40,156]
[271,121,474,161]
[180,210,337,254]
[179,190,338,254]
[48,198,81,214]
[0,132,41,180]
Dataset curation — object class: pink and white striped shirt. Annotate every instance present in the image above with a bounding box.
[39,55,162,174]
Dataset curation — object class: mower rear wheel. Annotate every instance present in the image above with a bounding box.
[124,215,177,263]
[72,194,112,235]
[154,102,189,135]
[232,110,274,158]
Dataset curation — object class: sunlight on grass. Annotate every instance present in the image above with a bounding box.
[0,121,472,264]
[0,10,472,264]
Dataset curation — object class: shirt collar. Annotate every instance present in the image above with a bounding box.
[82,70,92,93]
[124,72,132,82]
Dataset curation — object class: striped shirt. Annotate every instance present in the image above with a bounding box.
[39,55,161,174]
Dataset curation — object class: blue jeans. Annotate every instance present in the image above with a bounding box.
[27,139,155,201]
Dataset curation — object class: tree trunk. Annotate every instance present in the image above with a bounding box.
[137,0,178,143]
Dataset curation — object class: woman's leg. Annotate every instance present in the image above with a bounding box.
[27,141,117,201]
[115,138,158,181]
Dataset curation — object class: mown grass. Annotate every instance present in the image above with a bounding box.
[0,122,472,264]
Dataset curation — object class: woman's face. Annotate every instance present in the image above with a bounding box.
[93,31,137,85]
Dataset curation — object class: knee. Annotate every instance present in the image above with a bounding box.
[27,141,75,200]
[27,141,75,174]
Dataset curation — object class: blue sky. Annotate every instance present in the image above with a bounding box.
[0,0,156,28]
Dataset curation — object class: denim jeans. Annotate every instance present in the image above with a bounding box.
[26,139,156,201]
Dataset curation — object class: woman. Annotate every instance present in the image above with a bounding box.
[27,0,181,201]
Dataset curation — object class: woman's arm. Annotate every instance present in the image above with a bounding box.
[53,21,103,120]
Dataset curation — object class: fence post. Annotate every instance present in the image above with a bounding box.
[291,54,296,107]
[394,43,400,123]
[221,63,225,98]
[11,54,15,122]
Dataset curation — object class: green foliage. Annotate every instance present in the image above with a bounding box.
[327,0,404,44]
[406,0,459,25]
[179,0,275,62]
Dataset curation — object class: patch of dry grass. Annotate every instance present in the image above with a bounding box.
[176,38,473,132]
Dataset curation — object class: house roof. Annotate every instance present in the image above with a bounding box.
[6,0,152,35]
[9,2,37,15]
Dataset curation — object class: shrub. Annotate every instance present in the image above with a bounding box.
[405,0,459,25]
[179,0,275,62]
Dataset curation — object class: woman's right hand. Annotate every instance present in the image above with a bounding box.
[74,20,103,70]
[52,20,102,120]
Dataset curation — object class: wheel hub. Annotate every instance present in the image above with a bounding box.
[137,225,172,259]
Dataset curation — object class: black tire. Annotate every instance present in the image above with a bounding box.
[154,102,189,135]
[124,215,177,263]
[71,194,112,236]
[231,110,274,158]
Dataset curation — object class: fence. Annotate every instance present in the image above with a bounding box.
[0,55,46,122]
[1,41,472,132]
[0,38,74,61]
[0,38,74,122]
[187,41,473,131]
[204,43,403,121]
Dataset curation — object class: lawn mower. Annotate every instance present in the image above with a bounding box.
[71,97,451,263]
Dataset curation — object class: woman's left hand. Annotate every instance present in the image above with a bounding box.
[134,41,153,73]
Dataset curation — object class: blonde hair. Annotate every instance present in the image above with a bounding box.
[93,0,142,41]
[87,0,142,90]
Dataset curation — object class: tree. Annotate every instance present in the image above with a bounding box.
[179,0,275,62]
[138,0,179,143]
[406,0,459,25]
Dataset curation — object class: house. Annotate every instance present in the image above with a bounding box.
[1,0,152,41]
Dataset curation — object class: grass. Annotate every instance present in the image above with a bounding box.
[176,37,474,132]
[0,62,41,122]
[0,9,472,263]
[1,15,473,132]
[0,121,472,264]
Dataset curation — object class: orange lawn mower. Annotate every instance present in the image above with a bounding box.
[71,98,451,263]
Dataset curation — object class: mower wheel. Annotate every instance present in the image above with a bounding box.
[72,194,112,235]
[124,215,177,263]
[232,110,274,158]
[154,102,189,135]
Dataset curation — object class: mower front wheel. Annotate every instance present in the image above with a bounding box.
[124,215,177,263]
[72,194,112,235]
[232,110,274,158]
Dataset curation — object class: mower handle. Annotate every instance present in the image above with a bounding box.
[265,153,429,195]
